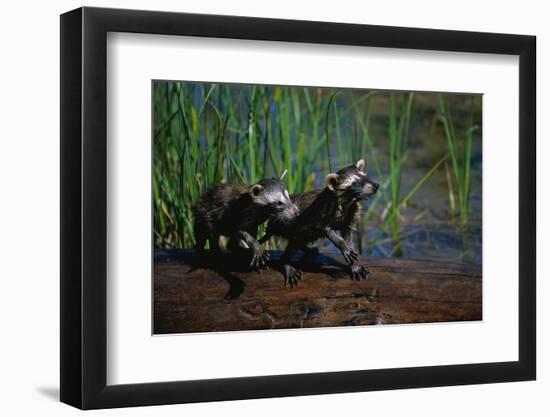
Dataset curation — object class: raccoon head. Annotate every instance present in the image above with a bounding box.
[249,170,298,216]
[325,159,379,200]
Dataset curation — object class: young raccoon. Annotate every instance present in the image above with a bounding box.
[259,160,378,286]
[193,172,293,269]
[293,159,378,279]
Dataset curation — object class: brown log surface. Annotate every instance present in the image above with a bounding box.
[154,249,482,334]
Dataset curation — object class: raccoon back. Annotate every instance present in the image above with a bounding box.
[193,183,265,236]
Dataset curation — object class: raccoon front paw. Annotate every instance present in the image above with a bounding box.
[283,264,302,288]
[350,264,369,281]
[342,247,359,264]
[250,249,270,270]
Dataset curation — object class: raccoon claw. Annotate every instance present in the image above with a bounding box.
[250,250,269,270]
[342,247,359,264]
[350,264,369,281]
[283,265,302,288]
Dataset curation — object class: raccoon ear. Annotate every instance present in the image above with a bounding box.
[249,184,264,197]
[278,169,288,180]
[355,159,365,171]
[325,173,339,191]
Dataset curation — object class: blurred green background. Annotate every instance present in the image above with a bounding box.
[153,81,482,265]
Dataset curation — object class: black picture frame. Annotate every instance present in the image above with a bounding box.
[60,6,536,410]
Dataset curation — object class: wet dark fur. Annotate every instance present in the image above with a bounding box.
[260,200,300,242]
[193,178,290,269]
[293,168,377,250]
[278,187,359,286]
[260,162,378,286]
[270,188,339,240]
[194,184,260,244]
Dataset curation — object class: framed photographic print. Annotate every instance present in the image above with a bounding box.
[60,6,536,409]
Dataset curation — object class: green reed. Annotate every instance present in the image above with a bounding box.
[437,95,478,224]
[352,92,449,255]
[387,92,414,251]
[153,82,340,248]
[153,81,478,256]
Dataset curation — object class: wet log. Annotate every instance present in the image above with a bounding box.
[154,249,482,334]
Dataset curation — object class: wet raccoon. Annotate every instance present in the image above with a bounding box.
[260,160,378,286]
[293,159,378,279]
[193,172,293,269]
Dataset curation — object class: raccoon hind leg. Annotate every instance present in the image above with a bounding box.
[226,236,243,253]
[193,222,208,255]
[300,244,319,260]
[208,234,222,257]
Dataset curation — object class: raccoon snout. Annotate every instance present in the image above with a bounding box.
[365,181,379,195]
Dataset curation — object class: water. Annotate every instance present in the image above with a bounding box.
[323,93,483,266]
